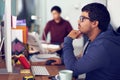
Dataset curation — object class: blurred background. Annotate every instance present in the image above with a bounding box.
[0,0,120,53]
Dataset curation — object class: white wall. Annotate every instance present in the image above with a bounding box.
[46,0,80,29]
[46,0,107,30]
[35,0,47,36]
[107,0,120,30]
[35,0,107,51]
[33,0,108,55]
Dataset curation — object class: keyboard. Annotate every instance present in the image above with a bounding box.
[31,66,50,76]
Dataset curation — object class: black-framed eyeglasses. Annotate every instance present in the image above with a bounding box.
[79,16,90,22]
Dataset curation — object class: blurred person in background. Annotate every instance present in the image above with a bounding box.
[42,6,73,57]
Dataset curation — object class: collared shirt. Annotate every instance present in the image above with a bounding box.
[42,18,73,44]
[63,29,120,80]
[81,40,91,57]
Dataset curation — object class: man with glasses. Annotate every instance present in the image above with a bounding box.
[47,3,120,80]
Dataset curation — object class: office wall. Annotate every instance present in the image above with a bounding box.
[107,0,120,30]
[11,0,16,16]
[46,0,106,29]
[0,0,16,21]
[37,0,106,48]
[0,0,5,20]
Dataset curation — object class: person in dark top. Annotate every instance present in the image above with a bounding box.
[42,6,73,44]
[42,6,72,57]
[47,3,120,80]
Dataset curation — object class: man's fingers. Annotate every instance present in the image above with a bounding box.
[77,33,83,39]
[46,58,61,65]
[51,60,61,65]
[76,30,81,35]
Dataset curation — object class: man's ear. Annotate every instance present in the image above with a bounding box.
[92,21,99,28]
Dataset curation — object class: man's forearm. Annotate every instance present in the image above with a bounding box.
[63,37,108,77]
[63,37,77,70]
[63,37,89,77]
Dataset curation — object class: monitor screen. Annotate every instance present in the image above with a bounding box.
[12,38,25,55]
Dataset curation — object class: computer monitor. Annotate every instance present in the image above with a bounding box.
[27,32,46,54]
[12,38,26,55]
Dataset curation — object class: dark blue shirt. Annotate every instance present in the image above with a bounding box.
[63,29,120,80]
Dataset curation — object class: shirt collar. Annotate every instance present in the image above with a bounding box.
[53,17,64,24]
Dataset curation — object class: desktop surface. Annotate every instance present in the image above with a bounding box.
[0,61,66,80]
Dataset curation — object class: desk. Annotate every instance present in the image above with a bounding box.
[31,62,65,80]
[0,61,75,80]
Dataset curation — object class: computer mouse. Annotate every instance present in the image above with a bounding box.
[45,60,56,65]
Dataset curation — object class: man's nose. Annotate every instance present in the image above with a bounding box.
[78,24,80,29]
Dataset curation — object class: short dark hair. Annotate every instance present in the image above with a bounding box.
[82,3,110,32]
[51,6,62,13]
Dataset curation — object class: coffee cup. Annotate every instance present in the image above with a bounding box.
[55,70,73,80]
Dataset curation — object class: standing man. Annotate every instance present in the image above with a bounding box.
[42,6,73,44]
[42,6,73,56]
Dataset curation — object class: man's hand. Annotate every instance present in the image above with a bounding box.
[46,57,62,65]
[68,30,82,39]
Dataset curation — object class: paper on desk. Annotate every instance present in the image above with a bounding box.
[27,32,38,45]
[30,53,60,62]
[20,69,30,74]
[41,44,60,49]
[48,44,60,49]
[30,54,47,62]
[11,16,17,28]
[28,32,46,54]
[12,29,23,42]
